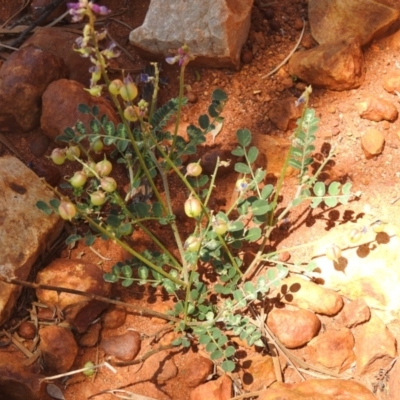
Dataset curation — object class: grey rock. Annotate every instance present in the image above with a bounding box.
[0,156,63,326]
[129,0,253,69]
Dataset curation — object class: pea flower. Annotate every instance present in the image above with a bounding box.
[166,44,194,67]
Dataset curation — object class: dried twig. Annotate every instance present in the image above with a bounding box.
[261,18,306,79]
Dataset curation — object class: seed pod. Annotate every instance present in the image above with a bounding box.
[100,177,117,193]
[184,197,202,218]
[108,79,123,95]
[325,244,341,263]
[213,218,228,235]
[186,162,202,177]
[95,158,112,176]
[70,171,87,188]
[50,148,66,165]
[66,146,81,161]
[185,236,202,252]
[58,201,77,221]
[119,82,138,101]
[90,190,106,206]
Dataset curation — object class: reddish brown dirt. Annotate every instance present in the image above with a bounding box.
[1,0,400,399]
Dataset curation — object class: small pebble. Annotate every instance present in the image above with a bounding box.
[186,91,198,103]
[262,7,275,20]
[241,49,253,64]
[269,20,281,32]
[18,321,36,340]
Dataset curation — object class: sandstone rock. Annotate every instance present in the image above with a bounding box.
[102,305,127,330]
[0,353,51,400]
[23,27,92,85]
[39,325,78,373]
[278,276,344,316]
[101,330,141,361]
[388,356,400,400]
[40,79,119,142]
[383,71,400,94]
[36,258,111,333]
[361,128,385,158]
[308,0,400,46]
[78,322,101,347]
[258,379,375,400]
[0,156,63,326]
[355,314,397,375]
[268,97,303,131]
[189,374,231,400]
[288,38,365,91]
[386,29,400,51]
[183,354,214,388]
[341,298,371,328]
[356,96,398,122]
[267,308,320,349]
[312,218,400,324]
[241,353,276,391]
[0,46,69,132]
[307,328,355,373]
[129,0,253,69]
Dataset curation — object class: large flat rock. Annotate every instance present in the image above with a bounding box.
[129,0,253,69]
[0,156,63,326]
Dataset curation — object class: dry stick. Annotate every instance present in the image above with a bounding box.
[261,18,305,79]
[0,276,181,323]
[9,0,66,48]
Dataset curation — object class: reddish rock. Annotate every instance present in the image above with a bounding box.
[102,305,127,330]
[268,97,303,131]
[258,379,375,400]
[101,330,141,361]
[78,322,102,347]
[355,314,397,375]
[23,27,92,85]
[39,325,78,373]
[0,353,51,400]
[40,79,119,142]
[288,38,365,91]
[308,0,399,46]
[189,374,232,400]
[183,354,214,388]
[356,96,398,122]
[267,308,320,349]
[30,0,68,24]
[241,353,276,391]
[138,348,179,383]
[341,298,370,328]
[361,128,385,159]
[0,46,69,132]
[307,328,355,373]
[17,321,36,340]
[279,276,344,316]
[383,71,400,94]
[36,258,111,333]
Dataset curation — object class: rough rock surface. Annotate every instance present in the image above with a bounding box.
[355,314,397,375]
[383,71,400,93]
[267,308,320,348]
[39,325,78,373]
[36,258,111,333]
[0,46,69,132]
[0,156,63,326]
[268,97,303,131]
[129,0,253,69]
[308,0,400,46]
[258,379,376,400]
[361,128,385,158]
[41,79,119,142]
[307,328,355,373]
[278,276,344,316]
[356,96,398,122]
[100,330,141,361]
[183,354,214,388]
[22,27,92,85]
[102,305,127,330]
[288,38,365,91]
[0,353,51,400]
[241,353,276,391]
[340,298,371,328]
[312,218,400,323]
[189,374,231,400]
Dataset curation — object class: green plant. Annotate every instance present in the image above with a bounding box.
[37,2,361,373]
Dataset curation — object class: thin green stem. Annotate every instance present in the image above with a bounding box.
[170,65,185,156]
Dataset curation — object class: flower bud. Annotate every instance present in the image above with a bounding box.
[108,79,123,95]
[186,162,202,177]
[100,177,117,193]
[70,171,87,188]
[66,146,81,161]
[50,148,66,165]
[119,82,138,101]
[90,190,107,206]
[184,197,202,218]
[95,158,112,176]
[58,201,76,221]
[235,178,249,192]
[184,236,202,252]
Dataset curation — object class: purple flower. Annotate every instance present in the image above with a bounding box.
[165,44,194,67]
[90,3,111,15]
